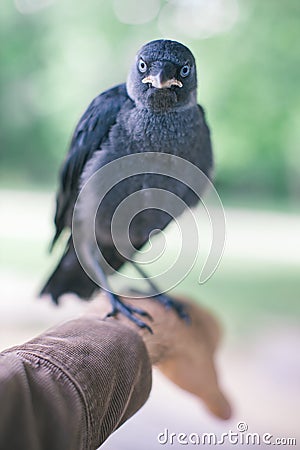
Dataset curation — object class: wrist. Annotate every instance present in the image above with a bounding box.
[84,294,183,365]
[114,297,192,365]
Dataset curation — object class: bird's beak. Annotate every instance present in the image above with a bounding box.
[142,74,183,89]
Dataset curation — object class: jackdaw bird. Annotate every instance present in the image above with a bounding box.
[40,39,213,329]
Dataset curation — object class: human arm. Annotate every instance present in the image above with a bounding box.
[0,294,231,450]
[0,315,151,450]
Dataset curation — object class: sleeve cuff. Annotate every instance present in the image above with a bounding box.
[2,317,152,448]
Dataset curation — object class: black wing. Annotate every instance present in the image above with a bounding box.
[51,83,129,248]
[179,104,213,210]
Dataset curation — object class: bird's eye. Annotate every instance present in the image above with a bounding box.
[138,59,147,73]
[180,65,190,77]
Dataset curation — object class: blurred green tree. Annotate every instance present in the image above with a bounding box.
[0,0,299,201]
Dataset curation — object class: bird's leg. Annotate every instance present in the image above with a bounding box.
[106,294,153,333]
[94,264,153,332]
[131,262,190,323]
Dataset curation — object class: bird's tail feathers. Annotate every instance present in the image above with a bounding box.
[40,240,98,303]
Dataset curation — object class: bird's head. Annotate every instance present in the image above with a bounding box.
[127,39,198,112]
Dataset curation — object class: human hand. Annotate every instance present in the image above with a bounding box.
[154,298,232,420]
[84,293,231,420]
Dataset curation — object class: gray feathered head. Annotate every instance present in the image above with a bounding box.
[127,39,198,112]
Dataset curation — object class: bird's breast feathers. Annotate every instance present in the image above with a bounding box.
[114,104,202,158]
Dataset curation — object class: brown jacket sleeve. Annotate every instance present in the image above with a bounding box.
[0,317,152,450]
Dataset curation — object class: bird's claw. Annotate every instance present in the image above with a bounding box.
[105,293,153,333]
[154,294,191,324]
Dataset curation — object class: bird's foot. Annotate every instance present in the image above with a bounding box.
[154,293,191,324]
[105,292,153,333]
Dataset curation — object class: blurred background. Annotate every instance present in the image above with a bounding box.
[1,0,299,449]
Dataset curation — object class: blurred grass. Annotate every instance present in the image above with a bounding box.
[2,235,299,339]
[1,190,299,339]
[182,265,300,331]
